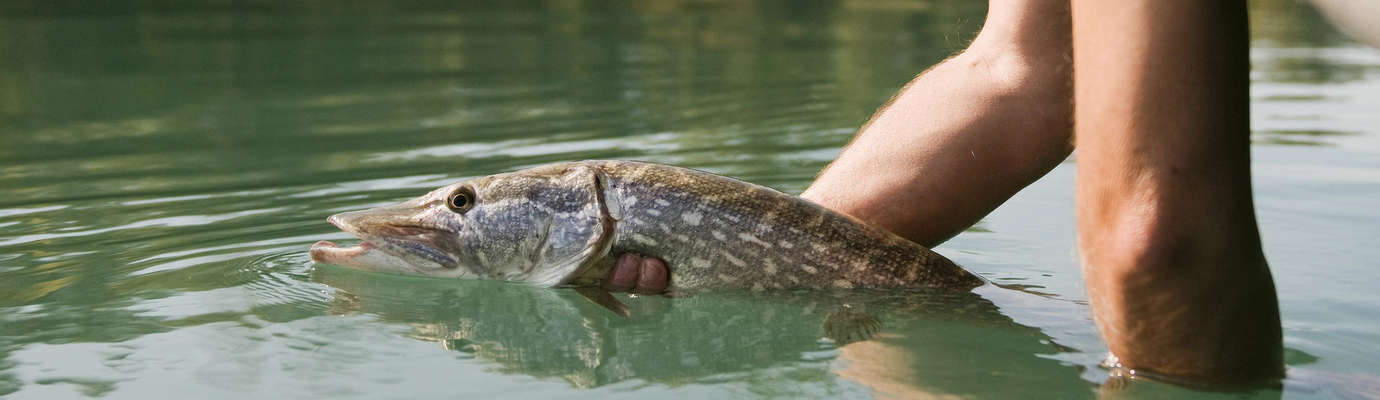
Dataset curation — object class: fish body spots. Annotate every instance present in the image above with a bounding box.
[721,252,747,267]
[738,233,772,248]
[811,243,829,253]
[585,160,965,290]
[631,233,658,246]
[832,279,855,289]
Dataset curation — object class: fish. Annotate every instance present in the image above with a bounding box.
[310,160,984,299]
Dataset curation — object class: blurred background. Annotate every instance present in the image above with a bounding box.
[1,1,1377,398]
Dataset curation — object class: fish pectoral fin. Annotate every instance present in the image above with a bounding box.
[821,308,883,346]
[574,287,630,318]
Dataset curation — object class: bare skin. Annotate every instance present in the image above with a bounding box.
[1071,0,1281,384]
[608,0,1283,387]
[602,252,668,294]
[801,0,1074,248]
[609,0,1074,289]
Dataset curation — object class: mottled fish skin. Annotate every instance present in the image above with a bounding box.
[574,160,982,291]
[313,160,983,291]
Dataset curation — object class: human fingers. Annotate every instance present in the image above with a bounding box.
[604,253,642,292]
[635,256,669,294]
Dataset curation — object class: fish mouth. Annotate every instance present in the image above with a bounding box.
[310,213,457,270]
[310,240,385,265]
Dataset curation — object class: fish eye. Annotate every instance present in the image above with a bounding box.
[447,187,475,213]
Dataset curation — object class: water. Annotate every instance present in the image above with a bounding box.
[1,1,1377,398]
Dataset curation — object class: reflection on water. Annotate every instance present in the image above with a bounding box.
[312,265,1089,397]
[0,0,1378,398]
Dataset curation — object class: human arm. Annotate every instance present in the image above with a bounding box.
[607,0,1285,387]
[606,0,1074,291]
[799,0,1074,247]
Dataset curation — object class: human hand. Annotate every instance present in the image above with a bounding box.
[604,253,669,294]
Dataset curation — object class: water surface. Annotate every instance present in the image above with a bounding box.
[2,1,1378,398]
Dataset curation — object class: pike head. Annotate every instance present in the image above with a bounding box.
[310,163,618,287]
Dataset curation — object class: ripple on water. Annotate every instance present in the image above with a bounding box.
[0,205,69,218]
[122,249,336,325]
[0,2,1374,397]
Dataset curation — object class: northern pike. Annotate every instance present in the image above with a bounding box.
[310,160,983,299]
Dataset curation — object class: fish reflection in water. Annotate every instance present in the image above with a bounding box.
[312,266,1094,397]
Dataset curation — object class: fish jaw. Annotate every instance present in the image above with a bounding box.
[310,240,430,274]
[310,205,458,274]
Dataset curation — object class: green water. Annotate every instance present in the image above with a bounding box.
[2,1,1378,398]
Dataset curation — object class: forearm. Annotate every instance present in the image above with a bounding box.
[610,0,1074,293]
[1072,0,1282,384]
[802,0,1073,247]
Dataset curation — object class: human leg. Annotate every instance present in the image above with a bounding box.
[1071,0,1283,385]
